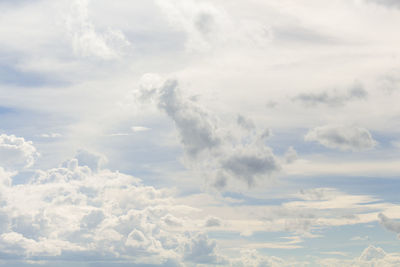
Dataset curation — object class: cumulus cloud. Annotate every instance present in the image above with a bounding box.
[65,0,130,60]
[293,83,368,107]
[0,149,225,265]
[305,125,377,151]
[0,134,39,170]
[135,75,281,189]
[183,233,225,264]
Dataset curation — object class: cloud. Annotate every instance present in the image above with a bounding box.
[378,213,400,237]
[0,134,39,170]
[183,233,222,264]
[135,76,281,189]
[293,83,368,107]
[73,149,107,172]
[0,147,225,265]
[65,0,130,60]
[156,0,270,52]
[236,115,255,131]
[359,245,386,261]
[204,217,221,227]
[131,126,150,132]
[39,133,62,138]
[156,79,221,158]
[366,0,400,9]
[318,245,400,267]
[305,125,377,151]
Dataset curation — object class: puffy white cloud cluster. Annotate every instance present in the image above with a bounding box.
[305,125,377,151]
[135,75,283,189]
[0,149,225,266]
[0,134,39,170]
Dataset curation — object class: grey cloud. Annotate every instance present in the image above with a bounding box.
[378,213,400,236]
[157,80,221,158]
[183,233,220,264]
[137,77,281,189]
[204,217,221,227]
[284,146,298,164]
[366,0,400,8]
[221,148,280,187]
[305,125,377,151]
[378,70,400,92]
[294,83,368,107]
[273,25,338,45]
[237,115,255,130]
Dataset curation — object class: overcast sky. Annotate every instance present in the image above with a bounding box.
[1,0,400,266]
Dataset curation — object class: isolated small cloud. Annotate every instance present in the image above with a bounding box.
[294,83,368,107]
[0,134,39,170]
[359,245,386,261]
[131,126,150,132]
[305,125,377,151]
[40,133,62,138]
[204,217,221,227]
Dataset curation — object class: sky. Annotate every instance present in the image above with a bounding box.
[0,0,400,266]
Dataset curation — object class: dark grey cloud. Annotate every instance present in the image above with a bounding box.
[293,83,367,107]
[305,125,377,151]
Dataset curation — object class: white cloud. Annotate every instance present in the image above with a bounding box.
[0,134,39,170]
[305,125,377,151]
[0,140,232,265]
[65,0,130,60]
[131,126,151,132]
